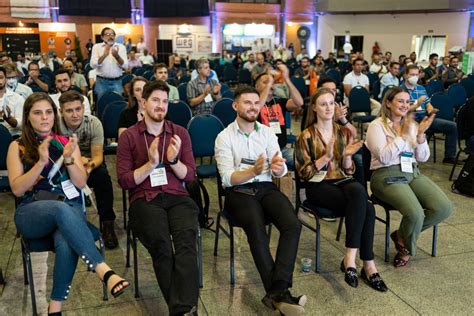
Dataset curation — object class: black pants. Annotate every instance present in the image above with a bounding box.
[87,162,115,221]
[129,193,199,316]
[225,182,301,293]
[306,180,375,260]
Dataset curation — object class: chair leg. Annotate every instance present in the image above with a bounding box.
[315,218,321,273]
[198,227,203,289]
[432,225,438,257]
[21,243,28,285]
[229,225,235,286]
[449,150,462,181]
[99,238,108,301]
[384,209,391,263]
[122,189,127,230]
[26,252,37,316]
[132,235,139,298]
[213,212,221,257]
[359,123,364,139]
[336,217,344,241]
[126,226,131,268]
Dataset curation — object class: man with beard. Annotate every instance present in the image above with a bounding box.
[168,55,186,80]
[4,62,32,99]
[117,80,199,316]
[58,91,118,249]
[214,85,305,315]
[423,53,440,84]
[63,59,88,95]
[50,68,91,114]
[0,66,25,138]
[153,63,179,101]
[90,27,128,99]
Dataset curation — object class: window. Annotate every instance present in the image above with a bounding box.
[217,0,281,4]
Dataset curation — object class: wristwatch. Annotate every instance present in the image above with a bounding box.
[167,158,179,165]
[64,157,75,166]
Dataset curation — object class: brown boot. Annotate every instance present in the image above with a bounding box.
[101,220,118,249]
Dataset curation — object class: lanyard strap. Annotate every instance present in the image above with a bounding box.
[143,131,166,166]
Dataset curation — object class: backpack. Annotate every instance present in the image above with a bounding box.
[186,179,214,228]
[452,154,474,197]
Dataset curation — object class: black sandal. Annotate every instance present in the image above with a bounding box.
[103,270,130,298]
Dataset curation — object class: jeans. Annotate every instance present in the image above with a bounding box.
[428,118,458,159]
[281,146,294,171]
[15,199,104,301]
[306,180,376,260]
[370,165,453,256]
[225,182,301,293]
[87,163,115,221]
[129,194,199,316]
[94,76,124,100]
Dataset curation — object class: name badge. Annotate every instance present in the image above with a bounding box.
[150,165,168,187]
[240,158,255,171]
[61,180,80,200]
[309,165,328,183]
[269,119,282,134]
[204,94,213,103]
[401,152,414,173]
[305,79,310,85]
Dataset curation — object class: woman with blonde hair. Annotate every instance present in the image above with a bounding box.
[366,86,452,267]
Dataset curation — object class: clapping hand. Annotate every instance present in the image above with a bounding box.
[252,154,266,176]
[270,151,286,175]
[167,135,182,163]
[212,83,221,95]
[343,138,364,157]
[401,114,418,146]
[38,136,52,165]
[418,113,436,135]
[335,103,348,122]
[63,134,78,159]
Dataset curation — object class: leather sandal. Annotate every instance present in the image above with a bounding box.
[390,230,409,256]
[103,270,130,298]
[393,252,410,268]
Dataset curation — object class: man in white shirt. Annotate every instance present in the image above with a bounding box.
[16,53,30,74]
[343,41,353,60]
[296,48,308,63]
[90,27,128,99]
[50,68,91,115]
[343,58,381,115]
[4,62,32,100]
[214,85,305,315]
[136,37,146,55]
[243,53,257,72]
[0,66,25,138]
[379,61,400,99]
[139,49,154,66]
[369,53,387,78]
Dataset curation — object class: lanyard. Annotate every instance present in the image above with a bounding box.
[143,131,166,166]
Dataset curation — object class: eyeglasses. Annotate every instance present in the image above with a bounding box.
[103,33,115,36]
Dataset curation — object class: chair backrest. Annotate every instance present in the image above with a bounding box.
[215,64,225,78]
[179,75,191,84]
[177,82,188,102]
[455,104,468,141]
[220,83,230,94]
[97,91,124,119]
[166,100,193,128]
[447,83,467,108]
[40,67,54,82]
[361,144,373,191]
[430,93,456,121]
[222,89,234,99]
[212,98,236,128]
[427,79,444,97]
[238,68,252,84]
[122,74,134,86]
[187,114,224,158]
[142,70,154,81]
[134,68,146,76]
[326,68,341,85]
[372,79,381,101]
[290,76,307,98]
[348,86,371,113]
[102,101,127,138]
[223,66,237,82]
[381,85,395,99]
[189,59,196,70]
[460,78,474,99]
[367,72,378,91]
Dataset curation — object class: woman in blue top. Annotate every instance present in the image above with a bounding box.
[7,93,129,315]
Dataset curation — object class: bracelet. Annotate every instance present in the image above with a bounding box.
[339,119,349,126]
[64,157,75,166]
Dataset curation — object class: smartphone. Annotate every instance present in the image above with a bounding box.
[333,177,354,186]
[384,176,409,185]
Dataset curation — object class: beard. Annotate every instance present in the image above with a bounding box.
[146,108,166,123]
[238,110,259,123]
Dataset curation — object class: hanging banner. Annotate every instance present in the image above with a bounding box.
[10,0,50,19]
[39,23,76,57]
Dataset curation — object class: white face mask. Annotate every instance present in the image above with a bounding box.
[6,77,18,90]
[407,76,419,86]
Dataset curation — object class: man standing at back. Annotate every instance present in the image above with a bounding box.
[90,27,128,99]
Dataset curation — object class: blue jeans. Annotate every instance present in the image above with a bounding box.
[428,118,458,159]
[15,200,104,301]
[94,76,124,100]
[281,146,294,171]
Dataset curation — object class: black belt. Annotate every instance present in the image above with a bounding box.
[97,75,122,81]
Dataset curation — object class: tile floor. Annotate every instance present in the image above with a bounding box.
[0,129,473,315]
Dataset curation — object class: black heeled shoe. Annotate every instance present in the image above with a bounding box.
[340,260,358,288]
[103,270,130,298]
[361,269,388,292]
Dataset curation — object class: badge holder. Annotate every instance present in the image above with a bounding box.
[401,151,414,173]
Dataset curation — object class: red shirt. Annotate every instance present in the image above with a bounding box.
[117,119,196,204]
